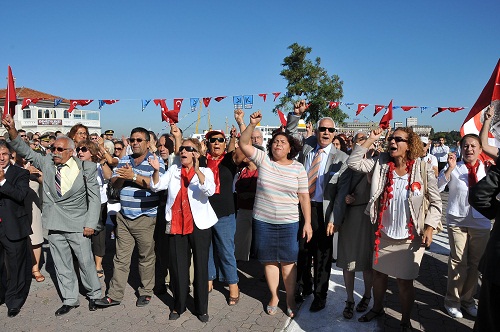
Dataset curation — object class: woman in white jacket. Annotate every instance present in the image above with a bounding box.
[149,138,217,323]
[438,133,491,319]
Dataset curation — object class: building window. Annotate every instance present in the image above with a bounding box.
[38,109,43,118]
[44,109,50,118]
[23,109,31,119]
[64,110,69,118]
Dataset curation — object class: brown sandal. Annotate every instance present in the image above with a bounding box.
[343,301,355,319]
[228,290,240,306]
[32,270,45,282]
[358,308,385,322]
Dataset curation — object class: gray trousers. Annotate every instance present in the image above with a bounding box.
[48,231,102,306]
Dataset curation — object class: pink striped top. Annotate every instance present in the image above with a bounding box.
[250,149,308,224]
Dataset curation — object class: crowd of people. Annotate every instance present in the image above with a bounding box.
[0,102,498,331]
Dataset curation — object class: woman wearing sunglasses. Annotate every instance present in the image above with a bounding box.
[238,111,312,318]
[76,140,112,279]
[204,130,240,306]
[347,127,442,331]
[149,139,217,322]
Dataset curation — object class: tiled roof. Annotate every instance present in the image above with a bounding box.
[0,87,68,102]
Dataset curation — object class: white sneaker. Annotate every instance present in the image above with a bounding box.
[461,304,478,317]
[444,305,463,318]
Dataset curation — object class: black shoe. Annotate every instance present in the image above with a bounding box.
[8,308,20,317]
[55,305,78,316]
[95,296,121,307]
[169,311,180,320]
[309,297,326,312]
[136,295,151,307]
[88,299,97,311]
[197,314,209,323]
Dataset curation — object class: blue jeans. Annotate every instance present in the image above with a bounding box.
[208,214,239,284]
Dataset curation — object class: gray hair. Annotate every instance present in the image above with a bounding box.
[352,132,367,144]
[103,140,115,155]
[316,117,336,128]
[56,136,75,150]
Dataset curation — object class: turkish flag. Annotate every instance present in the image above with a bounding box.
[68,99,93,113]
[373,105,385,116]
[214,96,226,102]
[356,104,368,116]
[329,101,339,109]
[462,59,500,126]
[449,107,465,113]
[277,109,287,126]
[379,100,393,129]
[173,98,183,111]
[155,99,179,123]
[203,97,211,108]
[272,92,281,102]
[3,66,17,117]
[431,107,449,117]
[258,93,267,102]
[21,98,42,109]
[401,106,416,112]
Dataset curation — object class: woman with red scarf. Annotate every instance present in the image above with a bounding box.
[149,138,217,323]
[438,134,491,319]
[347,127,442,331]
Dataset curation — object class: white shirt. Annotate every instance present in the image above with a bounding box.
[422,153,438,168]
[305,143,332,202]
[0,165,9,186]
[381,172,411,239]
[432,144,450,162]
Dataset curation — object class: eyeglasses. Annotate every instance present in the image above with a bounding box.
[358,136,367,141]
[76,147,89,153]
[388,136,408,143]
[114,147,123,150]
[318,127,336,133]
[129,138,146,143]
[50,146,71,153]
[179,146,197,152]
[20,134,27,137]
[90,137,98,140]
[208,137,225,143]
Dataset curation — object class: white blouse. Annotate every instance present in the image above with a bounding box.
[381,172,411,239]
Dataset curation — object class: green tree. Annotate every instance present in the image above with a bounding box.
[275,43,346,125]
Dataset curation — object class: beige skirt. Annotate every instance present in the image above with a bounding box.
[373,231,425,280]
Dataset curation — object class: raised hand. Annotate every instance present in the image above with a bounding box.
[148,154,160,171]
[234,109,244,125]
[170,123,182,138]
[293,100,307,116]
[249,111,262,126]
[370,127,384,140]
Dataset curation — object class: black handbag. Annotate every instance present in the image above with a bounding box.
[106,182,121,204]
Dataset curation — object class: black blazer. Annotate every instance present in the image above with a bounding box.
[0,165,31,241]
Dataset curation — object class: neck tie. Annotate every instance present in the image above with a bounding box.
[307,148,323,195]
[55,164,66,197]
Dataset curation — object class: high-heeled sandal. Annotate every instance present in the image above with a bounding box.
[266,301,279,315]
[343,301,355,319]
[356,296,371,312]
[286,307,296,319]
[32,270,45,282]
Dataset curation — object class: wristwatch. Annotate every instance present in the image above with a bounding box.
[132,173,137,182]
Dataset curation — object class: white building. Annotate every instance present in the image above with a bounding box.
[0,87,101,136]
[394,121,404,129]
[406,117,418,127]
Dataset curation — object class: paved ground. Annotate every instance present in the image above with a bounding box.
[0,192,479,331]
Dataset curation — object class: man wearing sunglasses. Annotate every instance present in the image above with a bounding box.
[287,100,351,312]
[2,114,103,316]
[97,127,165,309]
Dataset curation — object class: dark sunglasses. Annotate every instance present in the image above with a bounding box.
[423,143,428,147]
[50,146,71,152]
[179,146,197,153]
[318,127,335,133]
[20,134,27,137]
[114,147,123,150]
[76,147,89,153]
[388,136,408,143]
[129,138,146,143]
[208,137,225,143]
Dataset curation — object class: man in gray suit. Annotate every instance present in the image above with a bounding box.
[2,115,102,316]
[287,102,350,312]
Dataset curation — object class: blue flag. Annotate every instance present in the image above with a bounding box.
[190,98,199,110]
[243,95,253,109]
[142,99,151,112]
[54,99,62,107]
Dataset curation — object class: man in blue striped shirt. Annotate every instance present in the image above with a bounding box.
[97,127,165,308]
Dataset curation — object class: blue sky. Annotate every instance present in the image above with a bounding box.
[3,0,500,137]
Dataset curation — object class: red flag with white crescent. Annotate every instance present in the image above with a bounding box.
[329,101,339,109]
[431,107,449,117]
[3,66,17,117]
[356,104,368,116]
[214,96,226,102]
[462,59,500,126]
[272,92,281,102]
[203,97,211,108]
[373,105,385,116]
[67,99,93,113]
[21,98,42,109]
[379,100,393,129]
[173,98,183,111]
[258,93,267,102]
[401,106,416,112]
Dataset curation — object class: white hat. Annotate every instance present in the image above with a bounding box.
[420,136,429,144]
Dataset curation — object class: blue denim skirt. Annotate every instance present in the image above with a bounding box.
[253,219,299,263]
